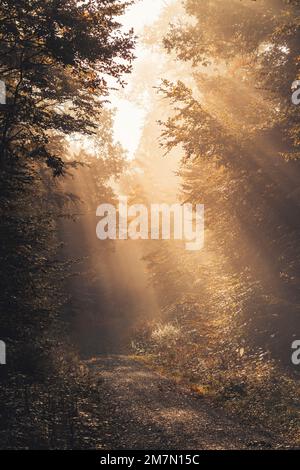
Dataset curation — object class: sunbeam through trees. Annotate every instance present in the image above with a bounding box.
[0,0,300,455]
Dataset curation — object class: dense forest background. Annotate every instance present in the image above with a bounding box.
[129,0,300,444]
[0,0,136,448]
[0,0,300,449]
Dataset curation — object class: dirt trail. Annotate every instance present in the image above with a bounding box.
[87,355,277,450]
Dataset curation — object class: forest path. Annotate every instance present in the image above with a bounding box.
[87,355,276,450]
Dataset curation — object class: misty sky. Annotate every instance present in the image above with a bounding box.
[111,0,174,159]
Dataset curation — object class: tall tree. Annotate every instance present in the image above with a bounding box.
[0,0,135,448]
[0,0,135,173]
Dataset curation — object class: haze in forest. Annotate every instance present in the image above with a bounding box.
[1,0,300,450]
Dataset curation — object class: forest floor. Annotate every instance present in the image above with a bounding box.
[86,355,283,450]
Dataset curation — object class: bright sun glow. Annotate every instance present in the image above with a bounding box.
[111,98,147,159]
[111,0,171,159]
